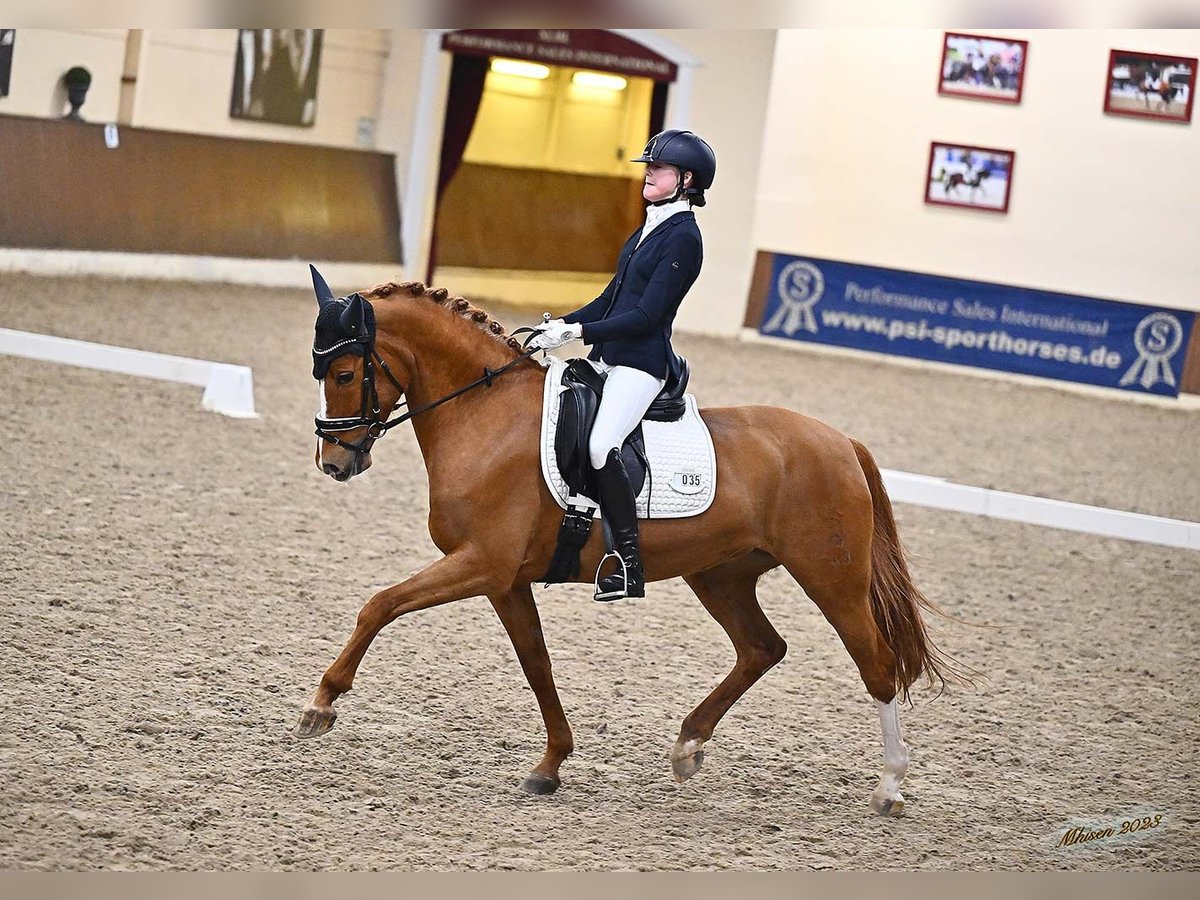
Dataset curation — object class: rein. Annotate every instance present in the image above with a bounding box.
[316,328,543,458]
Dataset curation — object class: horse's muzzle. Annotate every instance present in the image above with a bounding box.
[320,449,371,481]
[324,462,352,481]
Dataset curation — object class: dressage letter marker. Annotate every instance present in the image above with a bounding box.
[0,328,257,418]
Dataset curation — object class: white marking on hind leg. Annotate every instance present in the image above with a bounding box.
[870,697,909,816]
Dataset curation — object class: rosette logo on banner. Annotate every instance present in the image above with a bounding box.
[1120,312,1185,391]
[764,260,825,336]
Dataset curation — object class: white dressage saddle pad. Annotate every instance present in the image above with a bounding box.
[539,356,717,519]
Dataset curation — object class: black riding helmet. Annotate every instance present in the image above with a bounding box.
[631,129,716,207]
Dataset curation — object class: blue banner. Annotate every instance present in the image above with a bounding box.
[759,254,1196,397]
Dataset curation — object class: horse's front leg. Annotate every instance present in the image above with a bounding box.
[294,549,494,737]
[488,587,574,794]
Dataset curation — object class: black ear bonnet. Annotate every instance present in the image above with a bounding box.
[312,293,376,379]
[310,264,377,379]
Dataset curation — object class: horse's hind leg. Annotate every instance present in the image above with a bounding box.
[487,587,574,795]
[782,555,908,816]
[871,694,908,816]
[673,552,786,784]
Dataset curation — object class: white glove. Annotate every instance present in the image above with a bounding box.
[528,320,582,351]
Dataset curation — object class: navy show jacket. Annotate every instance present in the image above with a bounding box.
[561,210,702,381]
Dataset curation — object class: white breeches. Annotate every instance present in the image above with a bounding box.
[587,360,666,469]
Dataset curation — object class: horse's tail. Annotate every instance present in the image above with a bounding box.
[851,438,972,703]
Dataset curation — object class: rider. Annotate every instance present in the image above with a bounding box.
[528,128,716,601]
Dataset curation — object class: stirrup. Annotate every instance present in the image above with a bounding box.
[593,550,629,602]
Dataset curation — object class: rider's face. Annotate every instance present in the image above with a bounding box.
[642,162,680,203]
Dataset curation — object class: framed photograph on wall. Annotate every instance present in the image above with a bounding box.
[925,142,1015,214]
[230,29,323,126]
[938,32,1028,104]
[1104,49,1196,123]
[0,30,14,97]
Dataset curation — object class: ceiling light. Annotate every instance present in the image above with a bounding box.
[572,71,628,91]
[490,58,551,80]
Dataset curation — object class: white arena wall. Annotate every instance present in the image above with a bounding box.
[2,28,1197,327]
[134,29,390,148]
[0,28,389,149]
[752,29,1200,317]
[0,29,126,121]
[664,29,778,338]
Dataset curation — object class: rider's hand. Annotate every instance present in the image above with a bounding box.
[528,321,582,351]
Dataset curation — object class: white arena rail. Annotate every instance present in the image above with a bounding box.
[0,328,257,419]
[2,325,1194,548]
[882,469,1199,551]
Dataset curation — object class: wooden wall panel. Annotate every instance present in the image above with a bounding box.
[1179,325,1200,396]
[0,114,402,263]
[434,162,645,273]
[742,249,774,328]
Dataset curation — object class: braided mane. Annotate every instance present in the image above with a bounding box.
[365,281,524,355]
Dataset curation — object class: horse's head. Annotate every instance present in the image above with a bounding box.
[310,265,406,481]
[309,267,537,482]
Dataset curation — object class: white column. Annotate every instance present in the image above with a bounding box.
[402,29,449,281]
[666,62,695,130]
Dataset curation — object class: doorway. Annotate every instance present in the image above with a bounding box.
[428,30,676,309]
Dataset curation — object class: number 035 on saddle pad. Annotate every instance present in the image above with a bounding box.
[539,356,717,519]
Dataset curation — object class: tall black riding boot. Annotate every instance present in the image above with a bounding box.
[593,448,645,601]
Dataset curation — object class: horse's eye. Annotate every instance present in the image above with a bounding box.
[335,371,355,385]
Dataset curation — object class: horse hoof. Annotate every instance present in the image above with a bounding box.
[293,703,337,738]
[870,792,905,817]
[670,738,705,783]
[520,772,560,795]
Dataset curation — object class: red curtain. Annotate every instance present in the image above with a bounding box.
[426,53,489,284]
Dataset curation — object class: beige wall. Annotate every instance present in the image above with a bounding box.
[374,30,427,156]
[135,29,389,147]
[660,29,779,336]
[755,29,1200,315]
[0,29,125,121]
[376,30,441,277]
[0,29,389,148]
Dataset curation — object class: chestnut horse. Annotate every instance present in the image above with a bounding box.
[295,277,964,816]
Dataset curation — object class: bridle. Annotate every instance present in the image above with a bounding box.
[313,324,408,459]
[314,307,542,464]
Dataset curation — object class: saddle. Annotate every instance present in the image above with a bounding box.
[541,357,693,585]
[555,358,688,494]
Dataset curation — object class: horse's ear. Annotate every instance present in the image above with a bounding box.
[310,264,336,308]
[339,293,366,336]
